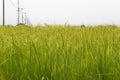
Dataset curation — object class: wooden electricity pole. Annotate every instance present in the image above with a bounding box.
[21,8,24,24]
[24,12,27,24]
[3,0,5,26]
[18,0,20,25]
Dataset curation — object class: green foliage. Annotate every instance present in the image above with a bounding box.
[0,25,120,80]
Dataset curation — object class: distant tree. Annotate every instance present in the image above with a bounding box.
[7,24,14,27]
[17,23,28,26]
[81,24,85,27]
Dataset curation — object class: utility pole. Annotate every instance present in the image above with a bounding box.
[24,12,27,25]
[3,0,5,26]
[21,8,24,24]
[18,0,20,25]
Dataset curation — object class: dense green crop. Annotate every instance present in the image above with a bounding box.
[0,25,120,80]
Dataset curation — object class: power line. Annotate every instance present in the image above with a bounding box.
[2,0,32,26]
[9,0,16,7]
[2,0,5,26]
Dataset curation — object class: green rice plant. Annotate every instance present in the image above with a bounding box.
[0,25,120,80]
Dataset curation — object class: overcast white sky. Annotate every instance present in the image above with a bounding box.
[0,0,120,25]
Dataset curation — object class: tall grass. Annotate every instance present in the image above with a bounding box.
[0,25,120,80]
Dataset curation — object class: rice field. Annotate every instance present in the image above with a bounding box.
[0,25,120,80]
